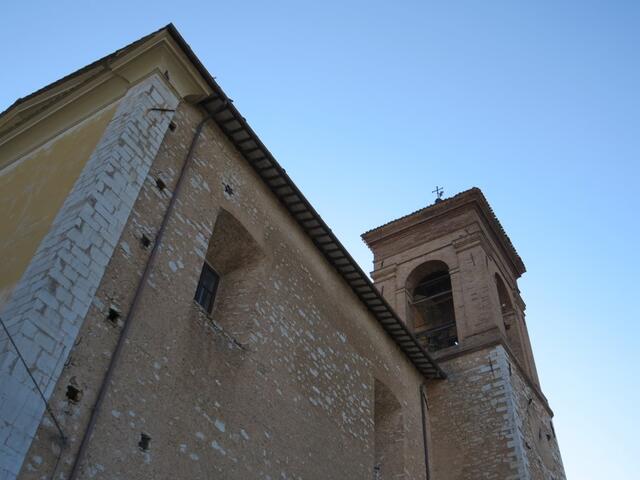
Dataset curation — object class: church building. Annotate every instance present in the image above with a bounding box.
[0,25,565,479]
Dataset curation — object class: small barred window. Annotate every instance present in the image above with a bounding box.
[194,262,220,313]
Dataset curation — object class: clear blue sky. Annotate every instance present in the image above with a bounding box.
[2,1,639,478]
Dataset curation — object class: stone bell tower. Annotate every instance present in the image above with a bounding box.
[362,188,566,480]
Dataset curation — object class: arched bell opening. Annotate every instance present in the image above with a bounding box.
[406,260,458,352]
[495,273,526,365]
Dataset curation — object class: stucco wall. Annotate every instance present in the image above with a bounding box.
[19,101,431,479]
[0,103,117,307]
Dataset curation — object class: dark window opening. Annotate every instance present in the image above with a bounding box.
[412,270,458,351]
[194,262,220,314]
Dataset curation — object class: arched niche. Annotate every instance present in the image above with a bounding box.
[194,209,265,330]
[406,260,458,352]
[373,379,404,479]
[205,209,264,276]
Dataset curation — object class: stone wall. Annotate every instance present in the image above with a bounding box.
[18,100,431,479]
[508,353,565,479]
[426,345,564,480]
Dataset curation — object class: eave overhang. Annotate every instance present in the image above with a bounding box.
[166,25,446,379]
[194,75,446,380]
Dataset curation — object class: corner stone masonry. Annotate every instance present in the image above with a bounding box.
[0,74,179,479]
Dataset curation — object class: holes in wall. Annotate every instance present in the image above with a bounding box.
[66,384,82,403]
[224,184,234,196]
[155,178,167,191]
[138,433,151,451]
[168,121,177,132]
[107,307,121,324]
[141,234,152,249]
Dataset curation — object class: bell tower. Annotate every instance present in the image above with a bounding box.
[362,188,566,480]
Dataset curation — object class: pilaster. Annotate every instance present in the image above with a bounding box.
[0,74,179,478]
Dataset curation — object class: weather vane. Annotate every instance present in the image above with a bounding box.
[432,186,444,203]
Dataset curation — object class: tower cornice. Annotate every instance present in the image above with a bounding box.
[362,187,526,278]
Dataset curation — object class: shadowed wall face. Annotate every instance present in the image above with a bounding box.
[374,379,405,479]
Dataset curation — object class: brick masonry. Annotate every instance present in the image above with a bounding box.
[0,74,179,479]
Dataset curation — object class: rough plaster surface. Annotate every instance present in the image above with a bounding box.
[0,74,178,479]
[18,102,430,479]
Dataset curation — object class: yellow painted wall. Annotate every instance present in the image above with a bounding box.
[0,30,214,310]
[0,102,118,306]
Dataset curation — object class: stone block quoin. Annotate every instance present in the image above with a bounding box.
[0,74,179,478]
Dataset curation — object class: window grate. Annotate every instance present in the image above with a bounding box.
[194,262,220,313]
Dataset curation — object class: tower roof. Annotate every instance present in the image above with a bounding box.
[362,187,526,277]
